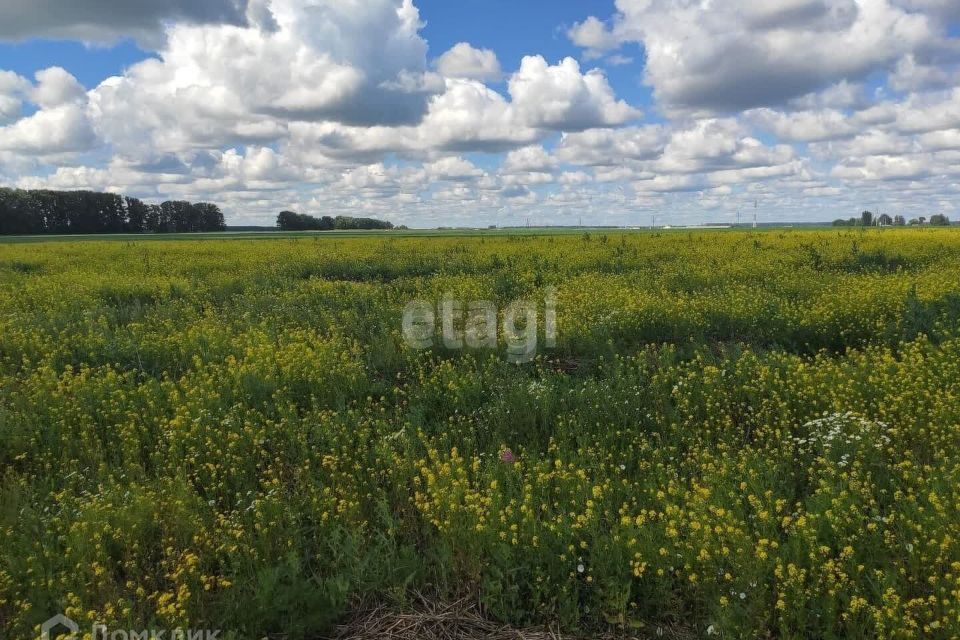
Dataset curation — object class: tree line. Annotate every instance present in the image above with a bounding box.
[833,211,951,227]
[277,211,394,231]
[0,188,226,235]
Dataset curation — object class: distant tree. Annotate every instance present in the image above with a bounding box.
[277,210,333,231]
[919,216,927,225]
[877,213,893,226]
[277,211,299,230]
[101,192,127,232]
[860,210,874,226]
[145,204,162,231]
[832,219,850,227]
[893,215,906,226]
[0,188,41,234]
[195,203,227,231]
[334,215,393,230]
[124,197,150,233]
[930,214,950,226]
[908,218,920,226]
[159,201,197,232]
[61,191,96,232]
[0,188,224,235]
[29,190,59,231]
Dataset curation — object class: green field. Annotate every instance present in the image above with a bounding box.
[2,228,960,639]
[0,227,650,243]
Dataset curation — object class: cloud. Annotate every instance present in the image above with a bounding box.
[501,184,535,201]
[285,77,541,159]
[415,78,539,150]
[748,108,857,142]
[0,67,98,156]
[0,70,30,124]
[201,146,304,189]
[0,103,97,155]
[811,130,918,159]
[707,160,806,187]
[888,88,960,133]
[789,80,868,110]
[423,156,484,181]
[86,0,440,158]
[338,163,403,195]
[918,128,960,151]
[804,186,844,197]
[557,125,668,165]
[284,56,641,161]
[654,119,794,174]
[31,67,87,108]
[16,165,113,191]
[502,146,556,173]
[893,0,960,20]
[559,171,591,186]
[573,0,942,112]
[605,54,634,67]
[435,43,502,81]
[508,56,639,131]
[632,173,706,194]
[567,16,619,59]
[0,66,98,155]
[832,154,933,180]
[0,0,255,47]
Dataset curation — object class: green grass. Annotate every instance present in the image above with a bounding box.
[1,228,959,639]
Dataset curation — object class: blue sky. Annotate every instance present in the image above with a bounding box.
[420,0,596,62]
[0,39,152,89]
[0,0,958,227]
[417,0,651,105]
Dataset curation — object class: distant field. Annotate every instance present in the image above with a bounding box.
[0,228,619,242]
[2,228,959,639]
[0,224,837,243]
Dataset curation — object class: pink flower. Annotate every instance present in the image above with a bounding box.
[500,448,517,465]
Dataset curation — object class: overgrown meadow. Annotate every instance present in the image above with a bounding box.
[2,229,960,639]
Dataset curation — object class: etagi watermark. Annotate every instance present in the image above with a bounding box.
[40,613,220,640]
[402,288,557,364]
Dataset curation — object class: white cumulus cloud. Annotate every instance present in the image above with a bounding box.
[435,43,502,81]
[508,56,640,131]
[572,0,942,112]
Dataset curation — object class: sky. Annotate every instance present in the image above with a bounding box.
[0,1,959,228]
